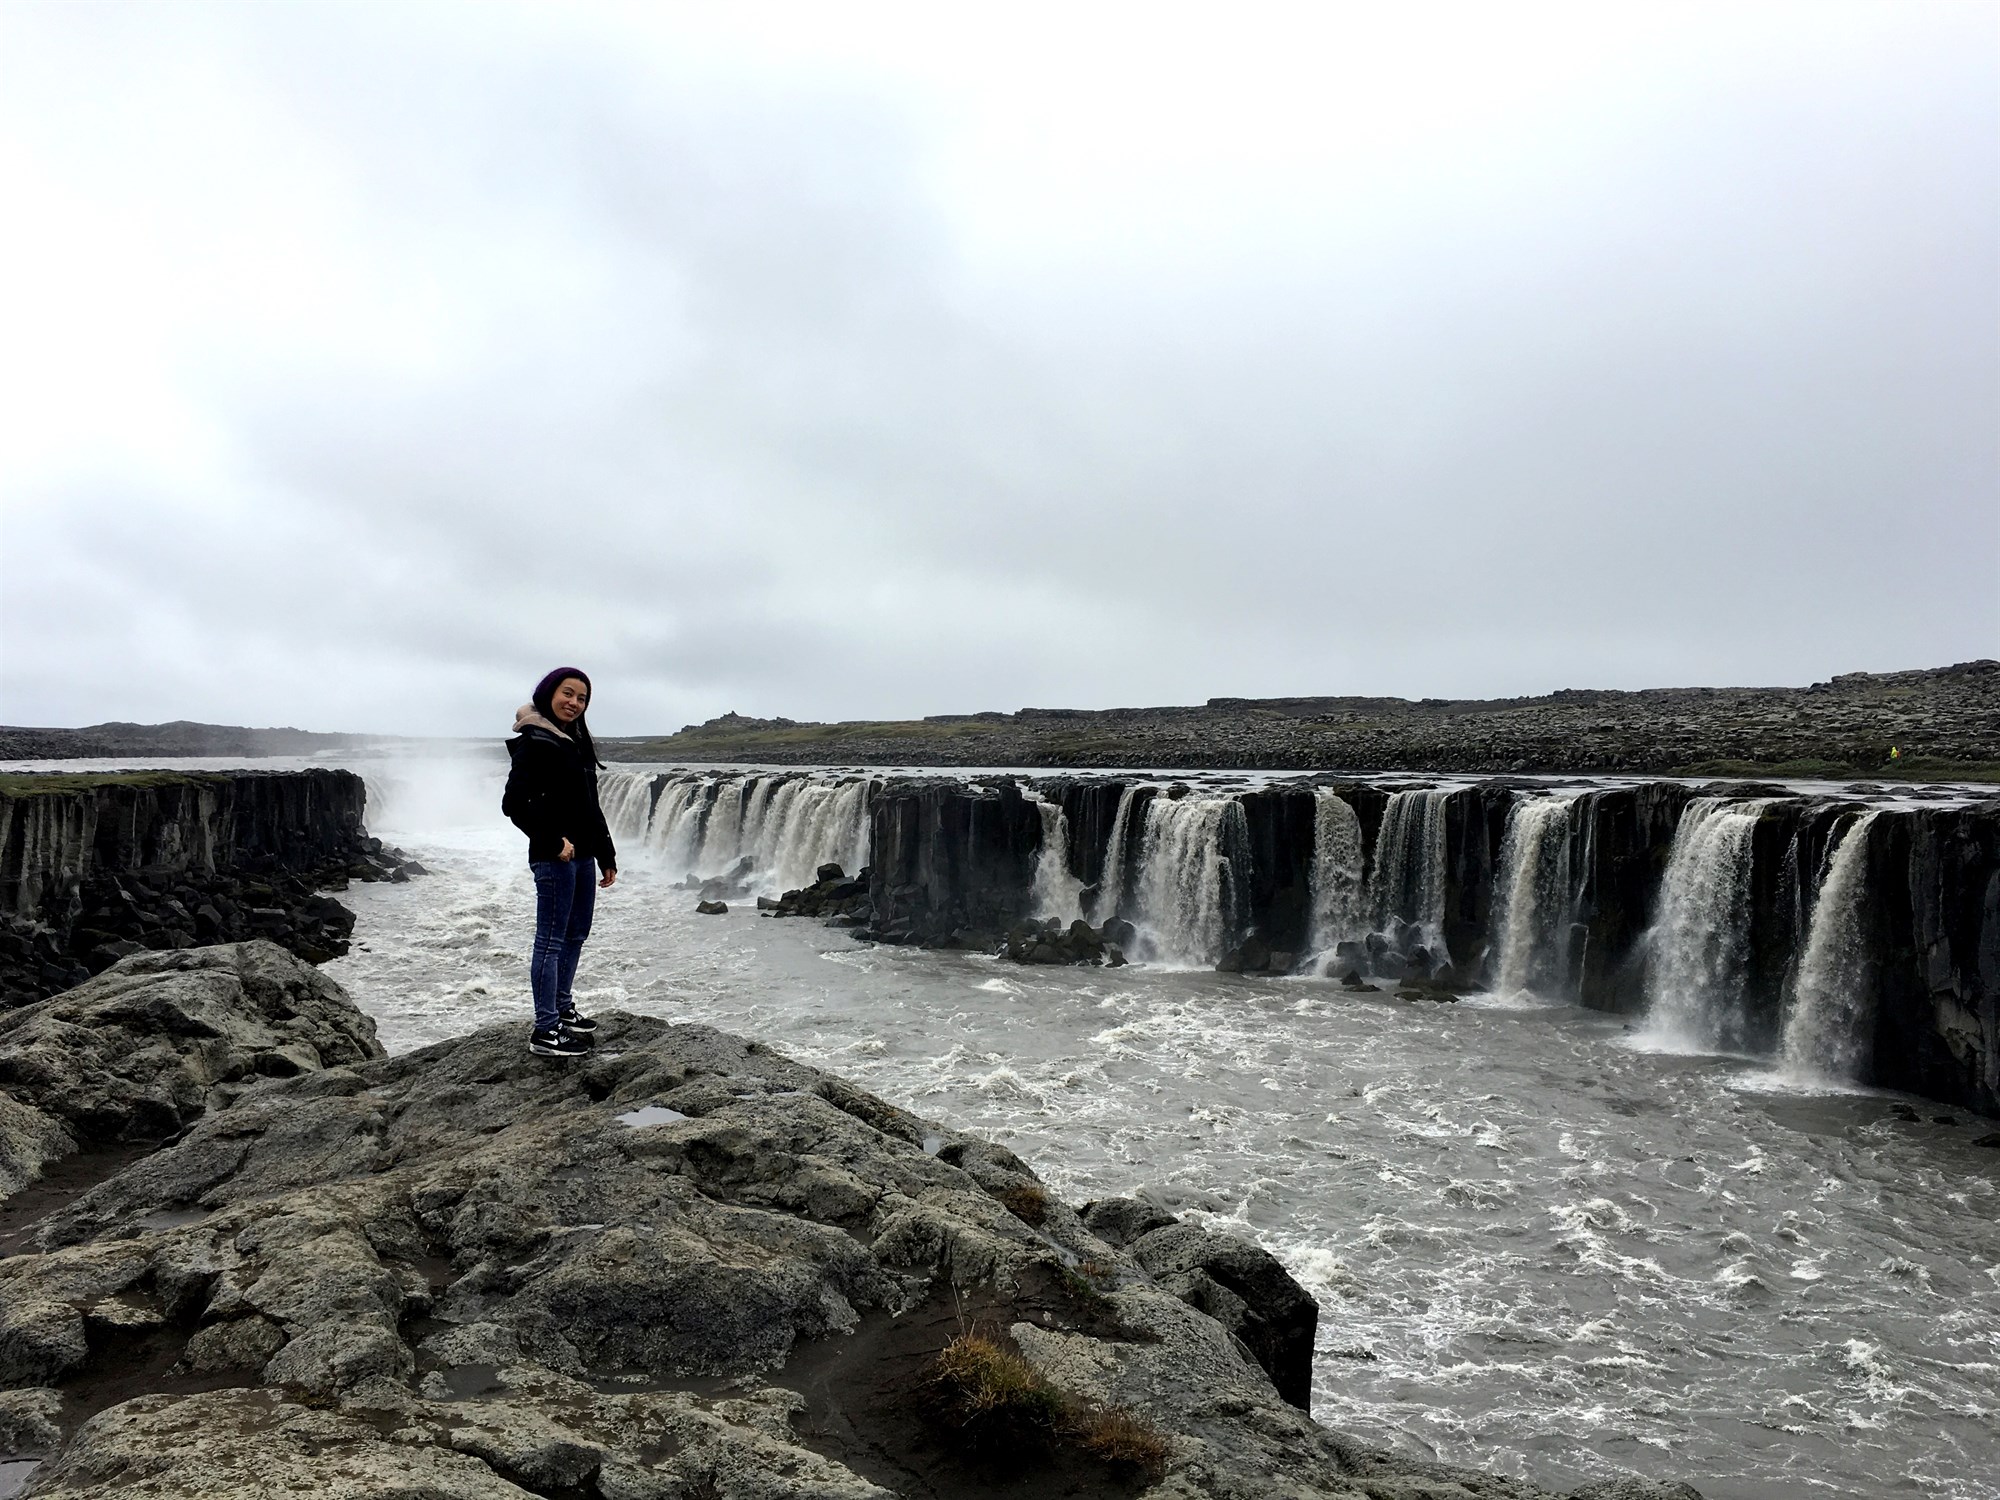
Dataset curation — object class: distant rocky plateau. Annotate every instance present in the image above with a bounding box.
[0,943,1701,1500]
[0,721,379,761]
[607,661,2000,778]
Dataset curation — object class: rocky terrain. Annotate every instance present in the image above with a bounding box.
[0,722,376,761]
[0,771,422,1010]
[0,944,1703,1499]
[606,662,2000,779]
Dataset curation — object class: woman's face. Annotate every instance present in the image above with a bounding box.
[550,677,589,723]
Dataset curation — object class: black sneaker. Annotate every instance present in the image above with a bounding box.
[529,1026,589,1057]
[557,1004,597,1035]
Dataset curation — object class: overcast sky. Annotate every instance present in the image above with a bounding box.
[1,2,1994,736]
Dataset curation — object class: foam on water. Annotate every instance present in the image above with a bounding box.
[319,754,2000,1500]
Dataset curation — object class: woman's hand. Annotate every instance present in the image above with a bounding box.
[600,867,618,889]
[559,837,576,862]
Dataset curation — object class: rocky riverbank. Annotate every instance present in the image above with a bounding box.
[607,661,2000,779]
[0,771,421,1010]
[0,944,1702,1500]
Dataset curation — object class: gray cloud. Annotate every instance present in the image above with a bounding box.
[2,2,1993,737]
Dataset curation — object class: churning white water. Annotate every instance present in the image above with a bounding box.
[1779,812,1884,1083]
[1308,788,1364,959]
[1492,796,1577,999]
[320,754,2000,1500]
[1643,800,1774,1052]
[1131,796,1248,967]
[1027,794,1086,924]
[1370,788,1455,947]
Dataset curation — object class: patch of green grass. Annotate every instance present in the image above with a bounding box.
[0,771,223,797]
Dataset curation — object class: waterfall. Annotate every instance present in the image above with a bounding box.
[693,779,747,874]
[1779,811,1883,1082]
[1094,785,1140,923]
[1308,789,1364,955]
[598,771,657,842]
[1370,788,1455,944]
[1131,796,1248,966]
[1028,795,1085,924]
[646,777,705,869]
[1643,798,1773,1052]
[1491,795,1577,998]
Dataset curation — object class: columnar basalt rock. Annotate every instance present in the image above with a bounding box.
[0,770,417,1007]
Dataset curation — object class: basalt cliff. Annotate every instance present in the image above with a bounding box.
[0,943,1700,1500]
[0,770,418,1010]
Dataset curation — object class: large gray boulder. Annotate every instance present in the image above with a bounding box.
[0,942,380,1203]
[0,954,1700,1499]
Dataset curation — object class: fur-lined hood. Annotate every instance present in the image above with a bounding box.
[512,703,572,740]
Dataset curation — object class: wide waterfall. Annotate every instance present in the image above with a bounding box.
[1491,795,1576,998]
[1779,810,1883,1082]
[1369,787,1455,946]
[1131,795,1248,966]
[1027,794,1085,924]
[602,770,871,895]
[1307,788,1363,958]
[1642,798,1773,1052]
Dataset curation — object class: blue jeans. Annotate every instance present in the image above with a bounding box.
[530,857,596,1031]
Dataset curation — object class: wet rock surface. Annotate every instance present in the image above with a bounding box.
[0,952,1701,1499]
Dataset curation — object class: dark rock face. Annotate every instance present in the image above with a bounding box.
[764,863,873,924]
[0,770,417,1008]
[863,779,1042,947]
[1082,1195,1318,1412]
[0,952,1704,1499]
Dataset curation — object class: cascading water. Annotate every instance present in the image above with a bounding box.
[1642,798,1773,1052]
[1027,795,1085,924]
[1092,785,1139,924]
[1370,787,1455,947]
[600,770,871,895]
[1307,789,1363,958]
[1131,796,1248,966]
[1491,795,1577,998]
[1779,810,1883,1082]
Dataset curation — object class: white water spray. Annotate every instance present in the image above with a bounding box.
[1131,796,1247,966]
[1492,796,1576,998]
[1308,789,1364,956]
[1643,799,1772,1052]
[1779,811,1883,1082]
[1028,795,1085,924]
[1370,788,1455,945]
[1094,785,1140,924]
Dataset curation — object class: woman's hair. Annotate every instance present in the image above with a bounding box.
[531,667,604,768]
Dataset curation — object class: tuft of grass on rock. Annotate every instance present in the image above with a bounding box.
[1069,1404,1173,1485]
[921,1332,1065,1453]
[992,1180,1049,1226]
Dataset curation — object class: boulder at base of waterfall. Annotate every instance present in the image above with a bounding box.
[766,867,873,922]
[695,900,729,915]
[1003,917,1111,966]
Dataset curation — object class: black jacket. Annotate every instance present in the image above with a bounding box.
[503,726,617,870]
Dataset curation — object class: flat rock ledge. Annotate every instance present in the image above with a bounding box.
[0,945,1702,1500]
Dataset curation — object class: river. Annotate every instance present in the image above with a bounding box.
[304,749,2000,1500]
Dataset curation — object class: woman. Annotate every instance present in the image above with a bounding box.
[503,667,618,1056]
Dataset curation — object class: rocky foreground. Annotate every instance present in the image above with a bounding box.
[608,661,2000,779]
[1,944,1699,1499]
